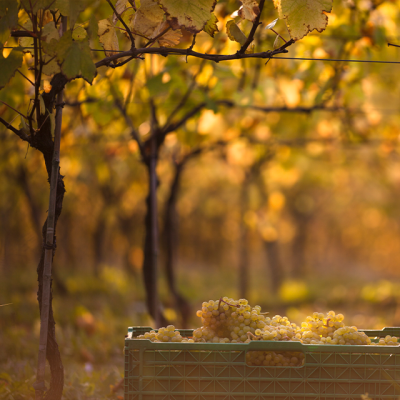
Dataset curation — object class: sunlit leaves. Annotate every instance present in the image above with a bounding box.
[158,0,217,33]
[132,0,181,47]
[238,0,260,22]
[132,0,165,38]
[42,22,60,42]
[98,19,119,58]
[43,31,96,83]
[112,0,130,24]
[153,21,182,47]
[18,20,33,53]
[72,24,88,41]
[226,20,247,46]
[0,48,22,90]
[20,0,55,13]
[0,0,18,44]
[273,0,332,40]
[61,41,96,83]
[54,0,90,28]
[203,13,219,37]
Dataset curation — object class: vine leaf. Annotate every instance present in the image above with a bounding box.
[98,19,119,58]
[43,31,96,83]
[203,13,219,37]
[132,0,181,46]
[42,22,60,42]
[238,0,260,22]
[18,20,33,53]
[72,24,88,41]
[20,0,55,13]
[0,48,23,90]
[152,20,182,47]
[113,0,130,24]
[61,41,96,83]
[54,0,89,28]
[132,0,165,39]
[273,0,332,40]
[226,20,247,46]
[158,0,217,34]
[42,57,61,76]
[273,35,282,49]
[0,0,19,44]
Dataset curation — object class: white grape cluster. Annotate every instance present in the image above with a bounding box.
[193,297,268,343]
[135,325,194,343]
[373,335,398,346]
[133,297,399,354]
[297,311,372,345]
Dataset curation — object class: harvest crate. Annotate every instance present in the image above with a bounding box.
[125,327,400,400]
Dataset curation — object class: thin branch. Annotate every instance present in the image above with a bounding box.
[105,0,136,49]
[164,99,347,139]
[16,69,35,86]
[112,90,145,157]
[95,42,295,68]
[149,98,159,133]
[270,29,287,43]
[163,102,206,135]
[124,61,139,109]
[64,97,97,107]
[270,55,400,64]
[0,117,31,143]
[163,58,207,129]
[107,55,138,69]
[0,101,29,119]
[239,0,266,54]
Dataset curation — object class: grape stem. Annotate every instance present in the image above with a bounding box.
[325,318,331,328]
[247,331,260,340]
[218,297,240,309]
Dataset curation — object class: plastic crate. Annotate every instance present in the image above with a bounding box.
[125,327,400,400]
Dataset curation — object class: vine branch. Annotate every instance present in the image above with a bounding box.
[105,0,136,49]
[0,117,31,142]
[95,41,295,68]
[239,0,266,54]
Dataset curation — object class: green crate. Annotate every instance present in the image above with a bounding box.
[125,327,400,399]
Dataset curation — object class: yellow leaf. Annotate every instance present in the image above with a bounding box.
[132,0,165,39]
[98,19,119,58]
[273,0,332,40]
[226,20,247,46]
[159,0,217,33]
[238,0,260,22]
[151,20,182,47]
[203,12,219,37]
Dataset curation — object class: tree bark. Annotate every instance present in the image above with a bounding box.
[31,72,68,400]
[142,134,167,327]
[92,211,106,277]
[291,213,310,279]
[163,162,191,328]
[264,240,284,293]
[238,183,249,299]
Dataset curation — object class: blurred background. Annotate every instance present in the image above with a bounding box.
[2,0,400,398]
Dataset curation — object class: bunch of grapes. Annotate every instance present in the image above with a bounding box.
[193,297,270,343]
[135,325,194,343]
[374,335,398,346]
[133,297,399,354]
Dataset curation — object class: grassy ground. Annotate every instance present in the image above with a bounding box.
[2,263,400,399]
